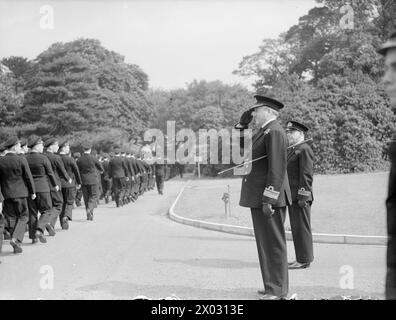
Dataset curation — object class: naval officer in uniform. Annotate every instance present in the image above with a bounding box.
[285,121,314,269]
[379,31,396,300]
[235,95,292,300]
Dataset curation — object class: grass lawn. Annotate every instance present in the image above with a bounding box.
[174,171,389,236]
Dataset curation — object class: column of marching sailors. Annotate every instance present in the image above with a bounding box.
[0,137,163,259]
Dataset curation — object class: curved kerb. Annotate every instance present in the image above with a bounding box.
[168,184,387,246]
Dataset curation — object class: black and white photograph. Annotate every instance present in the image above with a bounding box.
[0,0,396,306]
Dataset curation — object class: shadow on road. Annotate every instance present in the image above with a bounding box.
[169,235,253,242]
[76,281,384,300]
[153,257,259,269]
[76,280,260,300]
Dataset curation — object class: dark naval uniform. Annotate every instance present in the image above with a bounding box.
[59,152,82,227]
[386,132,396,299]
[25,144,58,240]
[0,151,36,246]
[77,150,103,219]
[0,185,4,254]
[379,31,396,300]
[45,149,71,231]
[100,156,112,203]
[286,121,314,266]
[109,154,128,207]
[236,96,291,299]
[154,160,165,195]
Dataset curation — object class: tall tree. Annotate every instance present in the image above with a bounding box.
[21,38,152,140]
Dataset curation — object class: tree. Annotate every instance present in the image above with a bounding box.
[0,64,23,127]
[21,38,152,141]
[1,56,36,94]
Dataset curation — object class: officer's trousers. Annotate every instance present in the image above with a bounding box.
[82,184,97,215]
[49,190,63,228]
[61,187,75,222]
[112,177,126,207]
[28,192,52,238]
[386,191,396,299]
[3,198,29,243]
[288,202,314,264]
[156,175,164,193]
[251,207,288,298]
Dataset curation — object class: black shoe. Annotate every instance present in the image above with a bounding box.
[62,217,69,230]
[32,238,38,244]
[289,262,310,269]
[46,224,56,236]
[3,230,11,240]
[35,231,47,243]
[259,294,281,300]
[10,239,23,254]
[257,289,266,295]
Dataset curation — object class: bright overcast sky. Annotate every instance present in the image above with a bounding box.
[0,0,316,90]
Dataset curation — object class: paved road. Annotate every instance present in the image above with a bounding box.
[0,178,386,300]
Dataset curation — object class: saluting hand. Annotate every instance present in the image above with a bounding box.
[76,184,81,190]
[262,203,274,218]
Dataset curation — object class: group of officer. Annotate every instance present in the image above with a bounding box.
[0,136,166,260]
[233,31,396,300]
[235,95,314,300]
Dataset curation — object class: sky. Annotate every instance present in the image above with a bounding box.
[0,0,316,90]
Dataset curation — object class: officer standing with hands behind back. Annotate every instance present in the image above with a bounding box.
[285,121,314,270]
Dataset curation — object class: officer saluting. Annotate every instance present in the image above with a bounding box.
[76,142,103,220]
[285,121,314,269]
[235,95,292,300]
[0,136,36,253]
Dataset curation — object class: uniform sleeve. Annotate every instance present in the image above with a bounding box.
[129,161,136,176]
[44,157,58,188]
[56,157,71,181]
[132,160,140,175]
[297,146,314,201]
[21,157,36,195]
[262,129,288,205]
[122,160,129,176]
[108,161,113,177]
[94,158,104,173]
[72,158,82,185]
